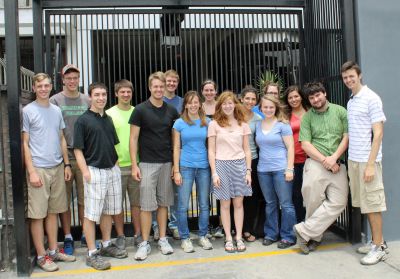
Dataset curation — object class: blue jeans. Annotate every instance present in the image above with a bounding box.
[168,183,179,230]
[258,170,296,243]
[177,167,211,239]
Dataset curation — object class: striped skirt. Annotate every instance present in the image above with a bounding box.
[213,158,252,200]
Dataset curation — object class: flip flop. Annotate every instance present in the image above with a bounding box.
[236,239,246,252]
[243,233,256,242]
[224,240,236,253]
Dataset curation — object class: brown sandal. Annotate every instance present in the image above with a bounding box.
[243,233,256,242]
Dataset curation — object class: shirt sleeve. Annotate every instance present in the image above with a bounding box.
[128,105,142,126]
[22,108,30,133]
[368,97,386,124]
[208,120,217,137]
[299,112,312,142]
[173,118,183,132]
[281,123,293,136]
[340,107,348,134]
[242,123,251,136]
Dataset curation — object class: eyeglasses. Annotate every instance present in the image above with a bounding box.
[64,77,79,81]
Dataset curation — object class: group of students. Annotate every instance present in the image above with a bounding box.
[23,61,388,272]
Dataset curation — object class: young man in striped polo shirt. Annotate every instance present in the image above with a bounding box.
[293,82,349,255]
[341,61,388,265]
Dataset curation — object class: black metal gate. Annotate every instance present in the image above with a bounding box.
[44,8,303,106]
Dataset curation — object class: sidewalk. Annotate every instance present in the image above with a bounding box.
[2,232,400,278]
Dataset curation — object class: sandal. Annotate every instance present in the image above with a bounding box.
[236,239,246,252]
[243,232,256,242]
[224,240,236,253]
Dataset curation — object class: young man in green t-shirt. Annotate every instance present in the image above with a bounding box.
[107,80,141,249]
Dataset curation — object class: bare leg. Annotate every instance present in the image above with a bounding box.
[45,213,59,251]
[232,197,244,240]
[113,212,125,237]
[157,206,168,239]
[220,200,232,240]
[140,211,152,241]
[60,210,71,237]
[132,206,141,236]
[368,212,384,245]
[99,215,113,242]
[83,218,96,251]
[78,205,84,227]
[31,219,46,256]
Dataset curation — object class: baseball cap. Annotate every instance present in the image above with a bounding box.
[62,64,80,75]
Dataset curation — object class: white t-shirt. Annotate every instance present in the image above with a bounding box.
[347,85,386,162]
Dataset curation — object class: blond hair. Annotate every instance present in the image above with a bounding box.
[214,91,246,127]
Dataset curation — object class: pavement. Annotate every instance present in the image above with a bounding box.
[1,232,399,279]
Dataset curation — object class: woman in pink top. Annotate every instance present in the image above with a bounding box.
[208,91,252,253]
[283,85,309,222]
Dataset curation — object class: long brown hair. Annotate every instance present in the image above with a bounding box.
[259,95,288,123]
[214,91,246,127]
[181,90,207,127]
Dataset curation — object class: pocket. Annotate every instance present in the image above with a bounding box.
[365,182,385,205]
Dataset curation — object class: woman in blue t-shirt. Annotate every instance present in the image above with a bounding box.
[172,91,213,253]
[256,95,296,249]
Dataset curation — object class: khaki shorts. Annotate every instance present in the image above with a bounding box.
[27,164,68,219]
[348,160,387,214]
[139,162,174,211]
[120,166,140,207]
[65,159,84,206]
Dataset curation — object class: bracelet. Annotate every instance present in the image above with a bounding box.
[174,171,180,174]
[285,168,294,173]
[64,164,72,168]
[212,173,219,178]
[246,168,252,172]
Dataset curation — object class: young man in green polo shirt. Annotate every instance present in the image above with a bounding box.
[107,80,141,249]
[293,82,349,254]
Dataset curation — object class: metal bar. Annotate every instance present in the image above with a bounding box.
[45,11,52,75]
[33,0,44,72]
[4,0,33,276]
[41,0,305,8]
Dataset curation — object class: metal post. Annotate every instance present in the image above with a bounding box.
[33,0,45,73]
[4,0,33,276]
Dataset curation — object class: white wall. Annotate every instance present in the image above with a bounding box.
[356,0,400,241]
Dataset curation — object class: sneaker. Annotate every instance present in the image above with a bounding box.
[81,236,87,247]
[293,226,309,255]
[360,245,388,265]
[133,234,143,246]
[99,243,128,259]
[213,226,224,238]
[262,238,276,246]
[171,228,181,240]
[307,240,321,251]
[199,236,213,250]
[49,249,76,262]
[277,240,295,249]
[158,238,174,255]
[37,256,58,272]
[153,225,160,241]
[115,235,126,250]
[181,239,195,253]
[134,241,151,261]
[357,240,389,254]
[63,238,74,255]
[86,251,111,270]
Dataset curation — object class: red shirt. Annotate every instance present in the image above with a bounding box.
[290,113,307,164]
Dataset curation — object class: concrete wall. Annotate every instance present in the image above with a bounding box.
[355,0,400,241]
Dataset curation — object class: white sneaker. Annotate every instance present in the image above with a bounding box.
[357,240,389,254]
[199,236,213,250]
[134,241,151,261]
[360,245,388,265]
[181,239,195,253]
[158,238,174,255]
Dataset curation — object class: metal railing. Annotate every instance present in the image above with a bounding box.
[0,57,35,92]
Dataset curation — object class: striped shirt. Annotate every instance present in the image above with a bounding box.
[347,85,386,162]
[299,102,348,158]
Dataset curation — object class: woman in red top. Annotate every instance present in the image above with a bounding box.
[283,86,309,222]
